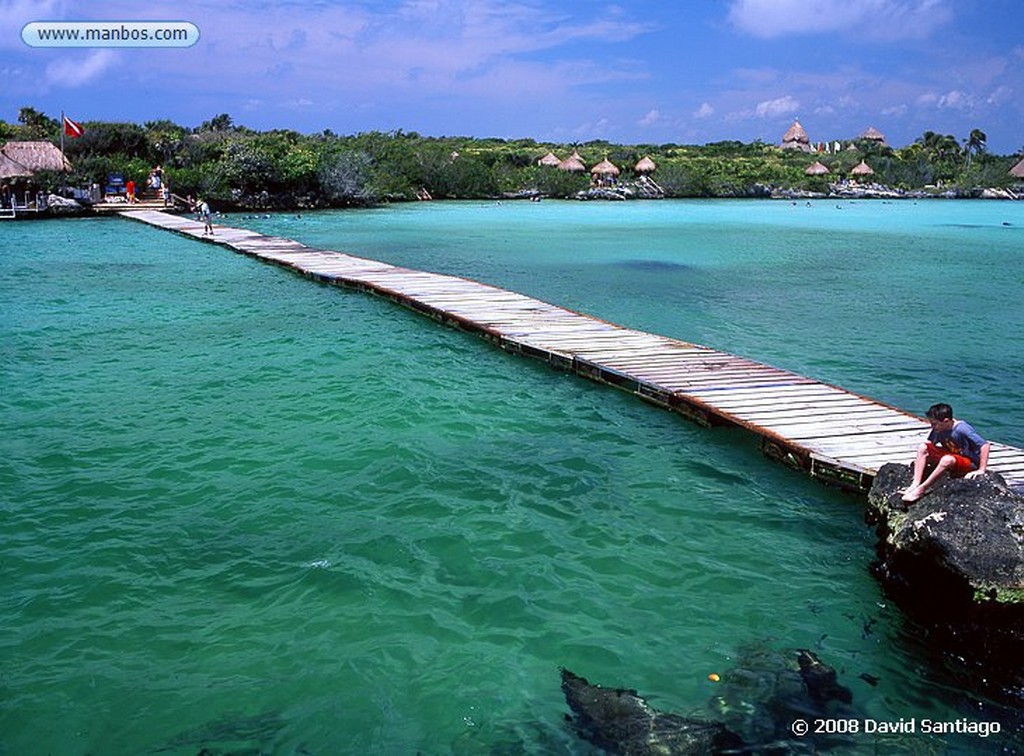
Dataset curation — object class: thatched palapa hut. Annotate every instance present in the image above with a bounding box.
[1,141,73,211]
[851,160,875,178]
[858,126,887,146]
[804,161,830,176]
[634,156,657,174]
[537,151,561,167]
[557,151,586,173]
[590,157,620,186]
[781,119,813,152]
[0,141,73,178]
[1009,157,1024,179]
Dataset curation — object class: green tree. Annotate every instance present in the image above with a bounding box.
[199,113,235,133]
[318,150,373,204]
[963,128,987,168]
[916,131,961,183]
[64,121,149,161]
[17,107,57,140]
[144,119,189,166]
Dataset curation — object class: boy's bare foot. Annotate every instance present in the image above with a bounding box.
[901,485,924,503]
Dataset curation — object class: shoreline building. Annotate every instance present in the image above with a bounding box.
[781,119,814,153]
[0,140,73,212]
[858,126,887,147]
[537,151,561,167]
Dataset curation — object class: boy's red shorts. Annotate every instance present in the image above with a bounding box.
[925,442,975,477]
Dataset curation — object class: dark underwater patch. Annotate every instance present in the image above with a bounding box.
[616,259,691,271]
[937,223,1015,229]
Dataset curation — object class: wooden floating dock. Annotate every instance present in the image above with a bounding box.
[121,209,1024,494]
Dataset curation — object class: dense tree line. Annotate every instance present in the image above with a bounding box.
[2,107,1020,208]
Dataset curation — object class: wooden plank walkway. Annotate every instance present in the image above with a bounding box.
[121,209,1024,493]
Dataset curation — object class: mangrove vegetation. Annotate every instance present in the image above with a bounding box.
[3,107,1021,208]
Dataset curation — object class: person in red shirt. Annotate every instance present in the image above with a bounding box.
[126,179,137,203]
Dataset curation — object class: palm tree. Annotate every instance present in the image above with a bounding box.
[17,107,57,140]
[963,128,987,168]
[918,131,961,163]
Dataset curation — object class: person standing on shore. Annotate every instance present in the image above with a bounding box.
[902,403,990,503]
[126,178,137,203]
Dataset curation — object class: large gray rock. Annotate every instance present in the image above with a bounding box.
[46,194,87,215]
[867,463,1024,701]
[867,463,1024,604]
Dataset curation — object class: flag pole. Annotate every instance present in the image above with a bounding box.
[60,110,66,194]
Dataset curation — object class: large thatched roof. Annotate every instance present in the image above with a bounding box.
[590,157,620,176]
[782,120,809,143]
[537,151,561,167]
[781,120,813,152]
[1010,157,1024,179]
[0,141,72,179]
[557,152,586,172]
[859,126,887,144]
[634,156,657,174]
[804,161,830,176]
[851,160,875,176]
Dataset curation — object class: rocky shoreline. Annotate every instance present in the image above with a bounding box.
[7,180,1022,219]
[774,183,1021,201]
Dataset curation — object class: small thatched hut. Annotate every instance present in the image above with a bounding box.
[1,141,73,210]
[0,141,73,178]
[851,160,875,177]
[781,119,813,152]
[590,157,620,187]
[858,126,887,145]
[804,161,830,176]
[537,151,561,167]
[634,156,657,174]
[1009,157,1024,179]
[557,152,586,173]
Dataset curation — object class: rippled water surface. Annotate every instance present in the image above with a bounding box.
[2,200,1023,754]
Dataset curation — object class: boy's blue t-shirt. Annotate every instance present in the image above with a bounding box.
[929,420,987,467]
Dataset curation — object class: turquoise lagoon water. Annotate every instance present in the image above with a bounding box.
[2,200,1022,754]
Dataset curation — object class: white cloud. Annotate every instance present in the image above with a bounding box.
[694,102,714,118]
[163,1,654,110]
[987,86,1012,106]
[937,90,973,110]
[755,95,799,118]
[45,49,117,87]
[638,109,661,126]
[0,0,66,49]
[727,0,953,41]
[882,104,907,116]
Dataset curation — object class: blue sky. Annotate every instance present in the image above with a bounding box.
[2,0,1022,153]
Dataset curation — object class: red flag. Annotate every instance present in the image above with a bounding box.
[63,115,84,138]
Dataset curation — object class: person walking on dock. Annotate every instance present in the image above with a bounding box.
[196,197,213,236]
[902,403,990,503]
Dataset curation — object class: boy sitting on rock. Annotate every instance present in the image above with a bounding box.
[902,403,990,503]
